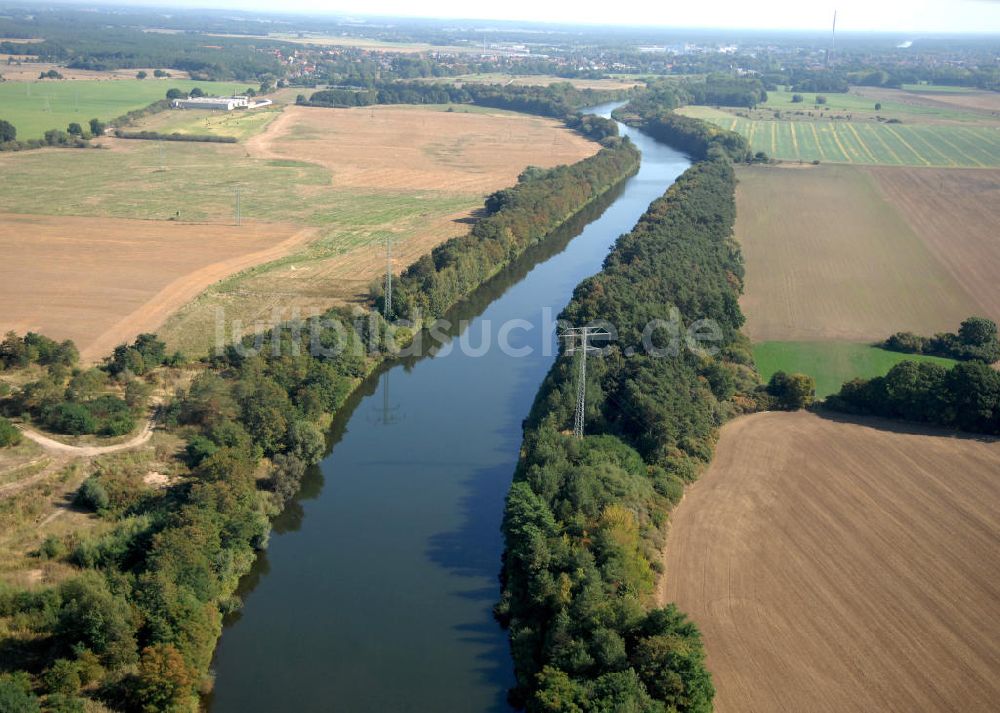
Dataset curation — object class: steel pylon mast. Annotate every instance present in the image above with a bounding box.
[384,234,394,317]
[561,326,608,438]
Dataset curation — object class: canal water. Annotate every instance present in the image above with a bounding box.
[207,104,691,712]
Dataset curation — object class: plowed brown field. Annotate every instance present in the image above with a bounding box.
[662,410,1000,713]
[736,164,996,341]
[0,213,306,361]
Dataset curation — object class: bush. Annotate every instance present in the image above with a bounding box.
[75,477,110,513]
[43,659,81,697]
[766,371,815,410]
[0,675,40,713]
[46,402,97,435]
[0,416,21,447]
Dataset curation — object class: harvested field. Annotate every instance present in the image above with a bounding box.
[735,164,985,342]
[0,213,306,362]
[0,62,192,82]
[247,104,596,193]
[864,166,1000,321]
[663,410,1000,713]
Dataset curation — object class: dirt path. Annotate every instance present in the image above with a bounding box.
[17,418,154,457]
[662,411,1000,713]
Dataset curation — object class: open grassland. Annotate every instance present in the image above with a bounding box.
[0,213,305,362]
[753,341,957,398]
[0,61,192,82]
[0,104,595,357]
[678,104,1000,167]
[136,104,284,140]
[663,410,1000,713]
[0,79,224,139]
[442,73,641,90]
[158,104,597,354]
[735,164,987,342]
[862,85,1000,116]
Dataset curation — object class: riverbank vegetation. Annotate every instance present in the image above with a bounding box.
[383,137,640,320]
[497,127,760,708]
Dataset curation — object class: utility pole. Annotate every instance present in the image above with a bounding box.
[384,234,393,317]
[234,186,241,226]
[372,371,401,425]
[561,326,609,438]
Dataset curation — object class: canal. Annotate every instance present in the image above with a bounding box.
[207,103,691,712]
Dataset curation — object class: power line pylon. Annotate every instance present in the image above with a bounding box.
[234,186,242,226]
[561,326,609,438]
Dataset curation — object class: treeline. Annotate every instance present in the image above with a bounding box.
[498,154,760,710]
[883,317,1000,364]
[0,118,93,152]
[0,333,167,438]
[828,360,1000,435]
[0,12,285,80]
[383,138,640,320]
[302,81,624,141]
[614,93,751,162]
[115,130,238,144]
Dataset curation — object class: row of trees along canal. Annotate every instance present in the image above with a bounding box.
[0,101,640,711]
[495,85,761,712]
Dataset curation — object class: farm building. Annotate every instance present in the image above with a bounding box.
[170,95,272,111]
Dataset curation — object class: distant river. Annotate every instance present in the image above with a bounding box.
[206,103,691,712]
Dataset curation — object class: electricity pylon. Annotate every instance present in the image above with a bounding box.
[234,186,242,226]
[370,371,402,426]
[561,326,609,438]
[384,234,394,317]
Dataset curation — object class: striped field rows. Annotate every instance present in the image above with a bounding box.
[724,116,1000,167]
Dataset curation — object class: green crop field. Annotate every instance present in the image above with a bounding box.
[754,341,958,398]
[679,106,1000,167]
[0,79,238,139]
[140,105,283,141]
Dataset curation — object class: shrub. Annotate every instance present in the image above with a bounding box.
[0,674,40,713]
[766,371,815,410]
[43,659,81,697]
[46,402,97,435]
[75,478,110,513]
[0,416,21,447]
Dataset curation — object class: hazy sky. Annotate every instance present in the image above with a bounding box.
[143,0,1000,34]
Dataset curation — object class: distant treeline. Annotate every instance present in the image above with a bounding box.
[498,145,760,709]
[828,360,1000,435]
[883,317,1000,364]
[115,130,237,143]
[302,81,625,141]
[614,85,752,162]
[382,137,640,320]
[0,13,285,80]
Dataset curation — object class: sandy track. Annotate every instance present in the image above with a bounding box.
[662,411,1000,713]
[16,419,154,458]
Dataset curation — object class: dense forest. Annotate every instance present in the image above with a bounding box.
[496,123,760,708]
[384,137,640,320]
[0,12,284,80]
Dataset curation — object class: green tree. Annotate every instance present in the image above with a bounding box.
[55,573,138,666]
[766,371,815,410]
[67,122,83,136]
[958,316,998,347]
[0,417,21,447]
[188,87,205,98]
[0,118,16,142]
[165,88,184,100]
[43,659,81,697]
[136,70,147,79]
[88,118,106,135]
[874,102,882,111]
[132,644,196,713]
[0,675,40,713]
